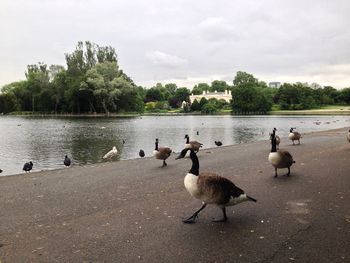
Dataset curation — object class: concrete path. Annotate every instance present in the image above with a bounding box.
[0,128,349,262]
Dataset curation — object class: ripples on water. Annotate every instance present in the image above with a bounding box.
[0,115,349,176]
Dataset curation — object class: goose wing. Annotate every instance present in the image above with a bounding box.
[189,141,203,150]
[278,150,294,167]
[157,147,172,159]
[199,173,244,204]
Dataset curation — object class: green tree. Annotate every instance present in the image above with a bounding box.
[210,80,229,92]
[190,99,201,111]
[192,83,210,95]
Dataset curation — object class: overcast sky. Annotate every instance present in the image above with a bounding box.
[1,0,350,89]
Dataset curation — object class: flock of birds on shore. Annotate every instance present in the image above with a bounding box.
[2,127,350,223]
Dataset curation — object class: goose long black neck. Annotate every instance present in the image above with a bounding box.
[186,136,189,143]
[189,150,199,176]
[155,141,158,151]
[271,134,277,152]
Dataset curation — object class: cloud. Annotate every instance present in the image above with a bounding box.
[146,51,188,68]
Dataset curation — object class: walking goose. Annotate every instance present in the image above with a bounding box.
[103,146,118,160]
[23,161,33,172]
[153,138,172,167]
[269,129,295,177]
[288,128,301,145]
[184,134,203,153]
[64,155,71,167]
[347,129,350,143]
[176,148,257,223]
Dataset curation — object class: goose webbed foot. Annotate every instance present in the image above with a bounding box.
[162,160,167,167]
[183,203,206,224]
[212,207,228,223]
[274,168,278,178]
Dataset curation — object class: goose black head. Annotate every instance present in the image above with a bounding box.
[184,134,189,139]
[29,161,33,166]
[290,128,294,132]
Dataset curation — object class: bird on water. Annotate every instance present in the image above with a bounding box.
[64,155,71,167]
[215,141,223,146]
[176,148,257,223]
[23,161,33,172]
[103,146,118,160]
[139,149,145,157]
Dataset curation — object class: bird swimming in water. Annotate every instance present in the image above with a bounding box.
[23,161,33,172]
[139,149,145,157]
[64,155,71,167]
[176,148,257,223]
[215,141,223,146]
[103,146,118,160]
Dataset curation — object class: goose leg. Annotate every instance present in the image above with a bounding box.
[183,203,207,224]
[287,167,290,176]
[162,160,167,167]
[213,207,228,222]
[274,168,278,178]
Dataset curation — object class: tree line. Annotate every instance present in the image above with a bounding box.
[1,41,350,114]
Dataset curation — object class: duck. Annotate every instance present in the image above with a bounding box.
[288,128,301,145]
[153,138,172,167]
[64,155,71,167]
[139,149,145,157]
[269,129,295,177]
[184,134,203,153]
[347,129,350,143]
[215,141,223,146]
[270,128,280,149]
[175,148,257,223]
[103,146,118,160]
[23,161,33,172]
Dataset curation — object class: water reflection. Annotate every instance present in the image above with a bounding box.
[0,115,349,176]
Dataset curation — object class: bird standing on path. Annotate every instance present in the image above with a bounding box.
[184,134,203,153]
[64,155,71,167]
[23,161,33,172]
[153,138,172,167]
[288,128,301,145]
[176,148,257,223]
[269,129,295,177]
[103,146,118,160]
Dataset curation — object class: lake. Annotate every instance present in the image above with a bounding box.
[0,115,349,176]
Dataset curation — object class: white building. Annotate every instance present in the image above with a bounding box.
[189,90,232,104]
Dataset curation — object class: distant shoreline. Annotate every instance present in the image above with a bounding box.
[2,107,350,117]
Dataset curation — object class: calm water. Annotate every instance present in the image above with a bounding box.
[0,115,349,176]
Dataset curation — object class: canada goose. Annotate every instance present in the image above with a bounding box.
[64,155,71,167]
[215,141,223,146]
[153,138,172,167]
[347,130,350,142]
[103,146,118,160]
[184,134,203,153]
[288,128,301,145]
[23,161,33,172]
[139,149,145,157]
[176,148,257,223]
[269,128,280,149]
[269,129,295,177]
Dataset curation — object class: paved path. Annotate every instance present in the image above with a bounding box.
[1,128,349,262]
